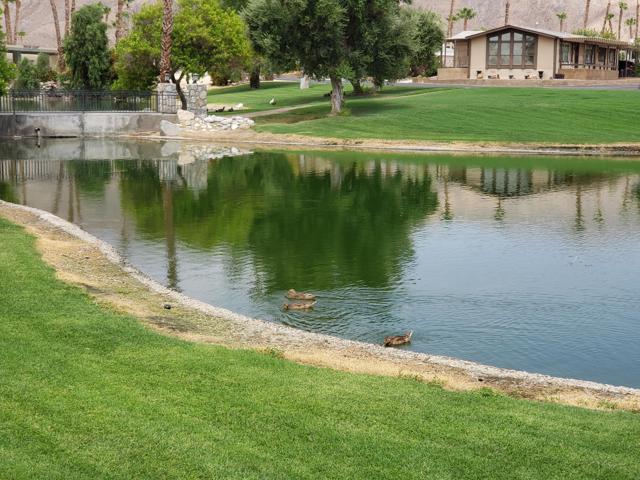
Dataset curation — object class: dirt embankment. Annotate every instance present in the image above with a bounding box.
[2,201,639,412]
[145,128,640,157]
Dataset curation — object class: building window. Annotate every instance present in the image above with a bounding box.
[487,30,537,68]
[608,49,617,67]
[598,47,607,64]
[585,45,595,65]
[561,43,571,64]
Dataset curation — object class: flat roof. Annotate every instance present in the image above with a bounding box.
[6,44,58,55]
[446,25,633,48]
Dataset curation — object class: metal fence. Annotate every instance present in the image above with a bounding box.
[0,90,177,113]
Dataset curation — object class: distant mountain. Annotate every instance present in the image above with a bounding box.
[6,0,638,49]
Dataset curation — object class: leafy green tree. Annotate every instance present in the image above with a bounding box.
[113,0,251,106]
[0,20,15,94]
[14,58,39,90]
[35,52,56,82]
[244,0,420,112]
[408,9,444,77]
[64,4,111,89]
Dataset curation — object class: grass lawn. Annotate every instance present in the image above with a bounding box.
[1,217,639,479]
[209,82,640,144]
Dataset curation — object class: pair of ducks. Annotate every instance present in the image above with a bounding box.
[283,289,413,348]
[282,289,317,310]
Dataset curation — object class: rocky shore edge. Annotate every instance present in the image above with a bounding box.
[1,199,639,412]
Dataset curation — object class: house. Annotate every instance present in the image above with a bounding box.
[438,25,633,81]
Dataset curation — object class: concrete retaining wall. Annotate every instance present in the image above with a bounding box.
[0,112,178,138]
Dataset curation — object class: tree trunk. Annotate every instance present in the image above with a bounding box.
[172,72,187,110]
[504,1,510,25]
[618,8,624,39]
[3,0,13,44]
[64,0,70,37]
[49,0,65,71]
[636,2,639,38]
[602,2,611,33]
[329,76,343,115]
[350,78,364,95]
[447,0,455,37]
[560,19,564,31]
[584,0,591,29]
[13,0,21,43]
[159,0,174,83]
[463,18,468,30]
[249,65,260,89]
[115,0,125,42]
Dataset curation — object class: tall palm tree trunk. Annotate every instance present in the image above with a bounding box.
[115,0,125,42]
[13,0,21,43]
[447,0,455,37]
[49,0,65,71]
[504,1,511,25]
[464,18,468,30]
[3,0,13,44]
[618,5,626,39]
[584,0,592,28]
[64,0,70,36]
[603,2,612,33]
[636,1,639,38]
[159,0,173,83]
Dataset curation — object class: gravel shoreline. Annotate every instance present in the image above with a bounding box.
[2,199,639,411]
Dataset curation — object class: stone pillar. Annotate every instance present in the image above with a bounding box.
[185,84,208,118]
[156,82,179,114]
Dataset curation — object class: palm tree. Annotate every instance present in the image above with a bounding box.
[115,0,126,42]
[557,11,568,31]
[618,1,629,39]
[3,0,13,44]
[159,0,173,83]
[636,1,639,38]
[584,0,592,28]
[602,1,612,33]
[457,7,477,30]
[48,0,65,70]
[12,0,21,44]
[626,17,637,38]
[504,1,511,25]
[607,12,615,33]
[447,0,456,37]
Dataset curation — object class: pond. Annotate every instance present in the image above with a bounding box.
[1,139,640,388]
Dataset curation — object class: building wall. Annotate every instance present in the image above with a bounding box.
[536,36,557,79]
[559,68,619,80]
[468,37,486,79]
[436,68,469,80]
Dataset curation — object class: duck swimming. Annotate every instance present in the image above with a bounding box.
[383,331,413,347]
[286,289,316,301]
[283,301,317,311]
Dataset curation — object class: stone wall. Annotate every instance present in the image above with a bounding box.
[185,84,208,118]
[0,112,178,138]
[156,83,179,114]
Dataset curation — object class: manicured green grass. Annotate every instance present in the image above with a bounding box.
[1,217,639,479]
[211,83,640,144]
[207,81,439,114]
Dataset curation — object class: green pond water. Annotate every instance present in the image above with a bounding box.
[1,139,639,387]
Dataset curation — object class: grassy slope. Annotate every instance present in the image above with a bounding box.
[0,218,639,479]
[209,82,640,144]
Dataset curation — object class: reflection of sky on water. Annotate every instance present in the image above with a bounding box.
[1,139,639,387]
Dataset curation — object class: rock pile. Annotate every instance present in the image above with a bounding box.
[182,114,255,133]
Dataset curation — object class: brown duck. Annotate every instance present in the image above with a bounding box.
[283,301,317,311]
[383,331,413,347]
[286,289,317,301]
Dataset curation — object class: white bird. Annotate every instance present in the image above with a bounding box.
[269,98,276,105]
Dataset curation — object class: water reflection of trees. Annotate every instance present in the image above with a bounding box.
[119,153,439,290]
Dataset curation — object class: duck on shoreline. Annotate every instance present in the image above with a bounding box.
[286,289,316,301]
[383,331,413,347]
